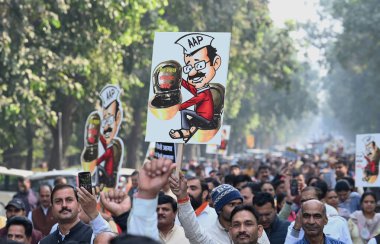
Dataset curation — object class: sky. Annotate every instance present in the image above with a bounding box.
[268,0,319,28]
[268,0,323,67]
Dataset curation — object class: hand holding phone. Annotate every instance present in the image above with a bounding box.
[78,172,93,194]
[290,178,299,196]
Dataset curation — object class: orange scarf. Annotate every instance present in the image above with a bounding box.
[195,202,209,216]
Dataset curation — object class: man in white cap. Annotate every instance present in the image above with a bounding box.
[169,33,222,142]
[97,84,123,187]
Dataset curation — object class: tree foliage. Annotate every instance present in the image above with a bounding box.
[321,0,380,139]
[1,0,317,168]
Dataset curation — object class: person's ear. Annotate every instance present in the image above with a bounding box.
[323,215,328,225]
[212,55,221,71]
[258,224,264,238]
[202,190,209,201]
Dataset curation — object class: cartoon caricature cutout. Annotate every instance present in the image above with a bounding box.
[146,32,231,145]
[81,84,124,189]
[355,134,380,187]
[206,125,231,156]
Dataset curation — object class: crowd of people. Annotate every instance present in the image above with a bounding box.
[1,151,380,244]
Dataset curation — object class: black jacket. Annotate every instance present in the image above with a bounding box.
[39,221,92,244]
[265,216,290,244]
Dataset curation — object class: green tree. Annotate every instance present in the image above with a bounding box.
[0,0,171,169]
[321,0,380,139]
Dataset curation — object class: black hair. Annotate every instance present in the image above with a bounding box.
[224,174,235,186]
[105,100,121,121]
[111,233,160,244]
[272,179,284,191]
[341,177,355,190]
[292,172,301,178]
[187,177,209,194]
[204,177,220,188]
[54,176,67,186]
[260,181,275,190]
[189,45,218,66]
[276,192,286,210]
[335,158,348,167]
[306,176,320,186]
[301,186,323,200]
[233,174,252,188]
[158,195,177,212]
[252,192,275,208]
[230,205,260,223]
[310,179,328,199]
[51,184,78,204]
[258,165,270,172]
[6,216,33,238]
[131,170,139,176]
[241,182,261,195]
[39,184,52,194]
[334,180,350,193]
[360,191,377,204]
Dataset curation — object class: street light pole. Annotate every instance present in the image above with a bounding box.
[58,112,63,169]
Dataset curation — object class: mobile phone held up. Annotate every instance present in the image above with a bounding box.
[78,172,93,194]
[290,179,299,196]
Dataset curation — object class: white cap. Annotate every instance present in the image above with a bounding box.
[175,33,214,54]
[99,84,120,108]
[363,135,375,145]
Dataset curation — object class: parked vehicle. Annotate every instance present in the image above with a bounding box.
[0,167,34,215]
[29,169,79,193]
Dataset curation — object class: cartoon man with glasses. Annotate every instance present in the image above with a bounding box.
[169,33,221,142]
[96,85,123,187]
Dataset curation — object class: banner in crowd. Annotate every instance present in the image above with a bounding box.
[80,84,124,189]
[355,134,380,187]
[246,134,255,149]
[145,32,231,145]
[154,142,176,162]
[206,125,231,156]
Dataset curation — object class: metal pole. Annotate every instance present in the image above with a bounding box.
[58,112,63,169]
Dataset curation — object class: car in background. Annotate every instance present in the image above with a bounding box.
[29,169,79,193]
[0,167,34,215]
[29,167,136,193]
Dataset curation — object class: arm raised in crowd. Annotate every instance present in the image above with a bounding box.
[100,189,131,232]
[169,172,216,244]
[128,158,176,241]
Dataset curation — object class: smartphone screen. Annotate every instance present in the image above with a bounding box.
[290,179,299,196]
[78,172,92,194]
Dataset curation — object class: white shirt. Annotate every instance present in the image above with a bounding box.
[177,200,270,244]
[196,205,218,229]
[127,196,160,241]
[159,224,190,244]
[368,238,377,244]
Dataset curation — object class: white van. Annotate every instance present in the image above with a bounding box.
[0,167,34,215]
[29,169,79,192]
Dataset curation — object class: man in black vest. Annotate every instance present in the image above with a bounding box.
[253,192,290,243]
[39,184,102,243]
[29,184,56,236]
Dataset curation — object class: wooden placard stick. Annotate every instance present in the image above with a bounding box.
[176,143,184,177]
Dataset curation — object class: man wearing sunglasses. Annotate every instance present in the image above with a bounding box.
[169,33,222,142]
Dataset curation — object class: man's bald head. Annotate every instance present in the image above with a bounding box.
[301,199,326,216]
